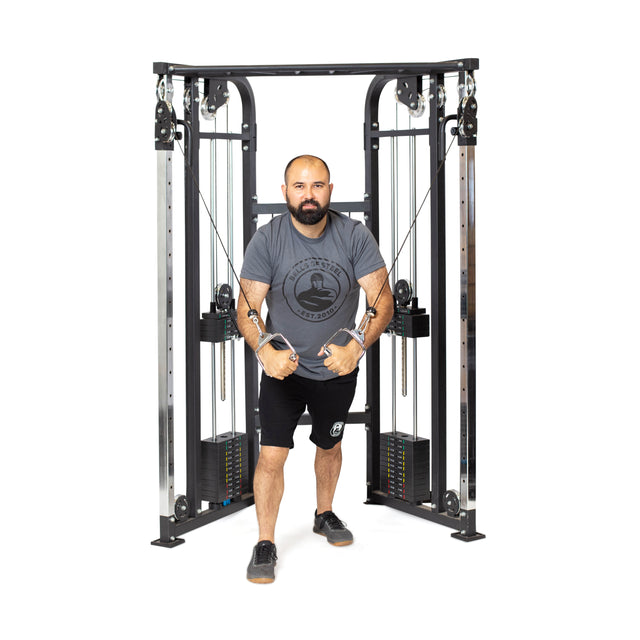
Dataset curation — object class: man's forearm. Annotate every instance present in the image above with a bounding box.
[236,278,271,353]
[237,308,263,352]
[237,309,283,365]
[355,267,394,351]
[360,299,394,350]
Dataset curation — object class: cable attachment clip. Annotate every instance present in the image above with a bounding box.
[322,307,376,358]
[248,310,298,372]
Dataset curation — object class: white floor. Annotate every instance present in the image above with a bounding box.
[8,422,632,640]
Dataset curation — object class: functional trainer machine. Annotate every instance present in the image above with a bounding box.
[151,60,484,547]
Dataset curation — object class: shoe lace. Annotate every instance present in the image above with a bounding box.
[321,511,346,530]
[255,541,277,564]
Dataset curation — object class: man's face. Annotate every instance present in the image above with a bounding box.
[282,160,333,226]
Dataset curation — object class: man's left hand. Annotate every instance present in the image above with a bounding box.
[318,340,363,376]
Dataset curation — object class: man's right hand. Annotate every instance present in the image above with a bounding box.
[260,345,298,380]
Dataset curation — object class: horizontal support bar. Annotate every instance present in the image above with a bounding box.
[370,128,430,138]
[174,494,254,535]
[154,60,479,78]
[252,201,371,215]
[200,132,250,141]
[368,490,461,530]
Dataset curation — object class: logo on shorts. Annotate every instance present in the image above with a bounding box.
[330,422,345,437]
[283,257,351,322]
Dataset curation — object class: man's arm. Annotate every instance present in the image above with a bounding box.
[237,277,298,380]
[355,266,394,349]
[318,266,394,376]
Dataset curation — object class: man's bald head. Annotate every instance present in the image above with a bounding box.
[284,155,330,185]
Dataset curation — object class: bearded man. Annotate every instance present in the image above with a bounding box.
[238,154,393,583]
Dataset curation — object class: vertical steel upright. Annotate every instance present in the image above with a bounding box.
[429,72,448,512]
[363,75,386,503]
[236,77,260,482]
[157,149,175,524]
[183,77,203,516]
[152,71,185,547]
[453,69,483,540]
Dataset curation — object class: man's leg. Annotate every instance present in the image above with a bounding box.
[313,441,353,545]
[307,371,357,546]
[254,445,289,542]
[315,441,342,514]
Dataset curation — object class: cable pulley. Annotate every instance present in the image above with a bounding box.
[394,77,426,118]
[201,79,230,120]
[155,76,177,148]
[444,490,461,517]
[174,494,189,522]
[215,283,233,310]
[393,279,413,306]
[458,73,477,140]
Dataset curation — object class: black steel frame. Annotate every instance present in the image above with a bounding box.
[152,60,483,547]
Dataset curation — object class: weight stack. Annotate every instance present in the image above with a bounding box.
[200,432,249,505]
[380,432,430,503]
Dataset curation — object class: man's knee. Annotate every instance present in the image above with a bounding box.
[257,445,289,473]
[316,441,342,458]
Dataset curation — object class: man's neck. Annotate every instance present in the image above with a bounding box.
[289,213,328,238]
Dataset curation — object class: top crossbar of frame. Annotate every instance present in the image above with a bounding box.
[153,60,479,78]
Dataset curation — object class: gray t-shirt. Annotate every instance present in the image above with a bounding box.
[240,210,386,380]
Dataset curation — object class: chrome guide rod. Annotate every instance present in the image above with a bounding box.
[409,119,418,438]
[460,144,476,510]
[157,149,175,518]
[220,340,226,402]
[409,116,417,294]
[227,106,237,435]
[390,104,398,432]
[210,131,218,436]
[219,113,227,404]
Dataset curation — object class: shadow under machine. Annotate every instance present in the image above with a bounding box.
[151,59,485,547]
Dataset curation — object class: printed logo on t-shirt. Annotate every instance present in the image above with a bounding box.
[283,257,351,322]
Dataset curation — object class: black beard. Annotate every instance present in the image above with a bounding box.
[286,198,330,226]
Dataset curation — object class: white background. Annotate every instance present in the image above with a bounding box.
[2,1,638,638]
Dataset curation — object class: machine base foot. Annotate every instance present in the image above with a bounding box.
[451,531,486,542]
[150,537,186,548]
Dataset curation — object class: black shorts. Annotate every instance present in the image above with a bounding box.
[258,369,359,450]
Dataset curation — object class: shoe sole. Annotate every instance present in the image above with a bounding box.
[247,576,275,584]
[313,529,353,546]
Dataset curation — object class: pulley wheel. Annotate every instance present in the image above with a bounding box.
[393,279,413,306]
[174,494,189,522]
[444,490,460,517]
[215,283,233,310]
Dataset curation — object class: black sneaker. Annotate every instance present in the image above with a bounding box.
[313,510,354,546]
[246,540,278,583]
